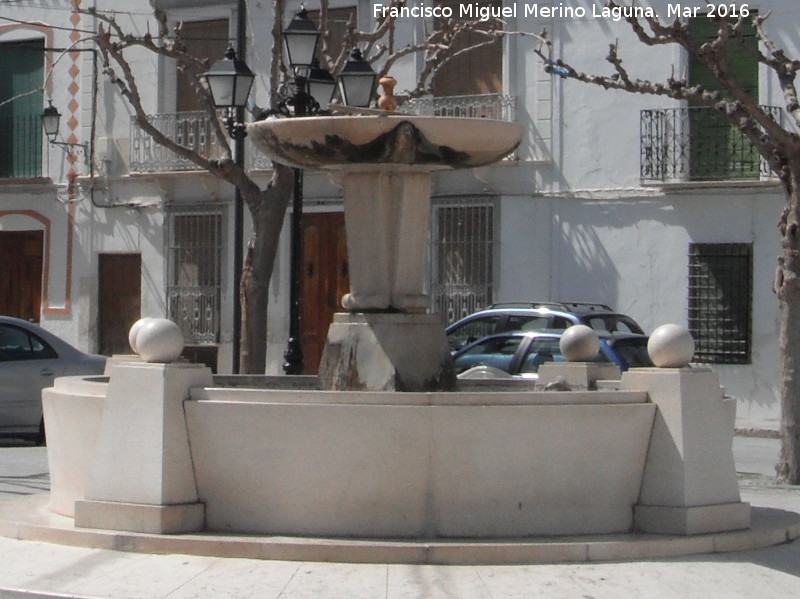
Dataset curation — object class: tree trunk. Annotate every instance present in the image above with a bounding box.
[776,169,800,484]
[239,165,294,374]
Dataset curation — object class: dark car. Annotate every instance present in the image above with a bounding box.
[0,316,106,443]
[446,302,644,352]
[452,330,652,378]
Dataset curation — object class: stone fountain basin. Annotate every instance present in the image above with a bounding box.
[44,374,657,537]
[248,115,523,170]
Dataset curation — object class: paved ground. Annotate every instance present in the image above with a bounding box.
[0,442,49,500]
[0,437,797,598]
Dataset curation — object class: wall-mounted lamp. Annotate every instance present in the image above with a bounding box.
[42,101,89,163]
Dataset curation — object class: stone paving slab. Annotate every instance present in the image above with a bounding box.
[1,532,800,599]
[0,495,798,567]
[0,439,798,598]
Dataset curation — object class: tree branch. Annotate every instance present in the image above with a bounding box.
[753,13,800,128]
[80,7,242,184]
[534,4,800,178]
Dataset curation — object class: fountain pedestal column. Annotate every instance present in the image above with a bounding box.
[340,169,431,313]
[319,312,455,391]
[319,167,456,391]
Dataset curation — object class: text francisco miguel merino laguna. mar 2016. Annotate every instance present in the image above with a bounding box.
[373,2,754,22]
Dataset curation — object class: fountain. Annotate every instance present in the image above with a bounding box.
[33,111,774,563]
[250,113,523,391]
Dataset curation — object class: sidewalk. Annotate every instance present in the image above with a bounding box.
[0,438,797,598]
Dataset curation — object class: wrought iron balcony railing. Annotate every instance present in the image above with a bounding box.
[167,285,220,345]
[0,114,43,179]
[130,95,518,173]
[640,105,783,183]
[130,111,226,173]
[403,93,517,122]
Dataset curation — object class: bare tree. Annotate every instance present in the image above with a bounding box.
[78,0,501,374]
[533,1,800,482]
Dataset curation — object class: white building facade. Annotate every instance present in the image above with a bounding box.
[0,0,791,430]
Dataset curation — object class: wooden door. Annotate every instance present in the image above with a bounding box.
[688,16,759,180]
[301,212,349,374]
[99,254,141,356]
[431,0,502,98]
[0,231,43,322]
[176,19,229,113]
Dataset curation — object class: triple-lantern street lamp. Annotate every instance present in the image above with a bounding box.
[204,7,378,374]
[205,8,377,131]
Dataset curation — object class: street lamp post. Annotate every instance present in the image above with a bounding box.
[277,10,378,374]
[204,42,254,374]
[279,9,331,375]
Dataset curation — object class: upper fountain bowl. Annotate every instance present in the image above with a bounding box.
[248,115,523,170]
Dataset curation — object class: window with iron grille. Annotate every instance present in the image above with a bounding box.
[429,200,494,325]
[688,243,752,364]
[167,207,222,345]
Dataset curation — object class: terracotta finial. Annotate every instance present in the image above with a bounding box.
[377,76,398,112]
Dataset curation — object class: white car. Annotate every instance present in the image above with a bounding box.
[0,316,106,444]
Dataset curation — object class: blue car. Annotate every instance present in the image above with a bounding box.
[453,330,652,378]
[446,302,644,353]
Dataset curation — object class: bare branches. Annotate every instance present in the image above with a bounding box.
[753,13,800,128]
[309,2,504,100]
[607,0,688,47]
[390,19,504,99]
[535,2,800,177]
[77,5,238,184]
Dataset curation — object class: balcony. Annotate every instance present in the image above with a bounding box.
[640,106,782,184]
[130,95,518,174]
[130,111,227,173]
[0,114,43,179]
[403,93,516,121]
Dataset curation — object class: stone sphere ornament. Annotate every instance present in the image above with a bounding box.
[648,323,695,368]
[130,318,185,363]
[128,317,153,354]
[559,324,600,362]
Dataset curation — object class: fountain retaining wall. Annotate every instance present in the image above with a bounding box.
[42,362,748,539]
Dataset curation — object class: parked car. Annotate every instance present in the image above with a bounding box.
[0,316,106,443]
[453,330,652,378]
[446,302,644,352]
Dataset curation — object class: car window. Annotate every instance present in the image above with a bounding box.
[0,324,58,361]
[461,336,522,357]
[609,316,644,334]
[454,335,524,374]
[447,315,503,351]
[510,315,551,332]
[585,317,611,332]
[550,317,572,330]
[519,338,563,373]
[611,339,653,368]
[583,315,643,334]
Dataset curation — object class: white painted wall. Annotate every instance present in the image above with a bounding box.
[493,189,783,430]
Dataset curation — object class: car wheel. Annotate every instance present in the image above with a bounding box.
[35,419,46,446]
